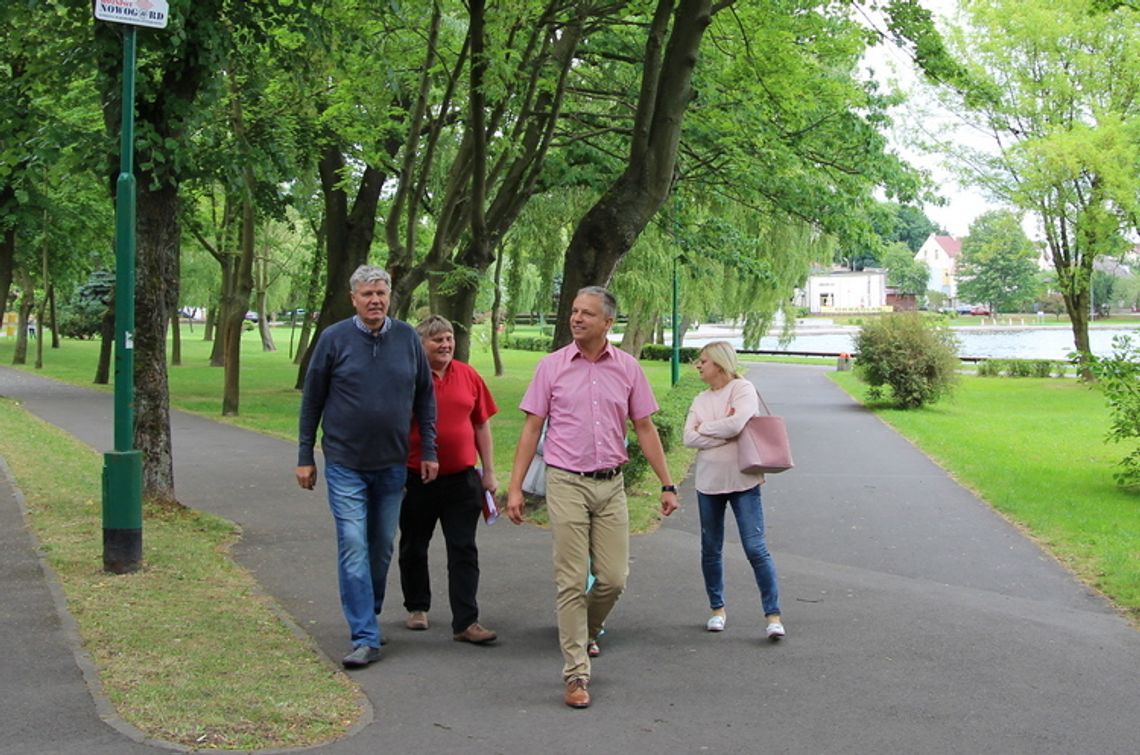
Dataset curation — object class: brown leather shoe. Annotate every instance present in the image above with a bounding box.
[564,677,590,708]
[405,611,429,630]
[453,622,497,644]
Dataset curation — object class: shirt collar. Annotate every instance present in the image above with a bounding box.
[570,339,615,362]
[353,315,392,336]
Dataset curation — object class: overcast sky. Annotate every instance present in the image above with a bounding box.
[863,0,1000,238]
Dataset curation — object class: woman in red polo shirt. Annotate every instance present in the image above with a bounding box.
[399,315,499,644]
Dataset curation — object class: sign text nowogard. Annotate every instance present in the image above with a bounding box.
[94,0,169,30]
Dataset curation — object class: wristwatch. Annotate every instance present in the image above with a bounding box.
[661,484,677,494]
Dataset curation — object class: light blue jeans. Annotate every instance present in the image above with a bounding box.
[325,462,407,648]
[698,484,781,617]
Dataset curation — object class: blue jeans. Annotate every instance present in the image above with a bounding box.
[698,485,781,617]
[325,462,407,648]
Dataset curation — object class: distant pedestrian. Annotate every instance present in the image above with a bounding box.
[505,285,678,709]
[296,265,438,669]
[683,341,784,640]
[399,315,499,645]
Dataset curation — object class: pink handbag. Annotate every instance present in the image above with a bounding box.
[737,389,794,474]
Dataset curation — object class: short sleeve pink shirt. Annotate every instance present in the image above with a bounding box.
[520,341,659,472]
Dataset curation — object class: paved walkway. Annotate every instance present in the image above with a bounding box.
[1,363,1137,755]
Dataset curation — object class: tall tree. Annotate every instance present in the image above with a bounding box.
[551,0,942,346]
[939,0,1140,364]
[553,0,722,347]
[95,1,229,501]
[957,210,1041,313]
[882,242,931,296]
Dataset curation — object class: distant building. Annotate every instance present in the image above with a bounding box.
[914,234,961,300]
[797,269,888,314]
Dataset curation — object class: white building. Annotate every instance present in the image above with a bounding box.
[799,269,888,314]
[914,234,961,299]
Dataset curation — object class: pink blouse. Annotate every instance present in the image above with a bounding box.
[683,377,764,494]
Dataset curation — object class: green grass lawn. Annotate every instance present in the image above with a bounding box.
[0,398,363,749]
[830,371,1139,624]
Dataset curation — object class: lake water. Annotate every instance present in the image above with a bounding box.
[681,325,1137,361]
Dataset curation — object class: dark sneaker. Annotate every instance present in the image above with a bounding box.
[587,639,601,657]
[342,645,381,668]
[454,622,497,644]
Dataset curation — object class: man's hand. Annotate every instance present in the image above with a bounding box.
[420,460,440,483]
[296,465,317,490]
[506,489,526,525]
[660,490,678,517]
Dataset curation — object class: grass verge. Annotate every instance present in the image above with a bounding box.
[830,371,1140,624]
[0,398,364,750]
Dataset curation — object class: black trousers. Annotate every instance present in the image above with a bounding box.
[398,468,483,633]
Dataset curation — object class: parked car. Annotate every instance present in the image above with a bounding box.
[955,305,973,315]
[970,306,991,316]
[244,311,259,323]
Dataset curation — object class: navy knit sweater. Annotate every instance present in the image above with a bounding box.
[298,316,437,470]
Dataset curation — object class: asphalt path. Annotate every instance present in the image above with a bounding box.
[1,362,1136,755]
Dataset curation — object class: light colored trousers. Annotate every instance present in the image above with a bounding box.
[545,467,629,682]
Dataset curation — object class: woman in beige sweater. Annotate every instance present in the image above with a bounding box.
[683,341,784,640]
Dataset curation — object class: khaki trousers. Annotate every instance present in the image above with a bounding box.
[545,467,629,682]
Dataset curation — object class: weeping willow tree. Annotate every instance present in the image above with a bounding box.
[612,195,834,352]
[736,221,835,348]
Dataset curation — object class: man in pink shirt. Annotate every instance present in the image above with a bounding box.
[506,286,679,709]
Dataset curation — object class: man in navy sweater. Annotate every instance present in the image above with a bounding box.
[296,265,438,668]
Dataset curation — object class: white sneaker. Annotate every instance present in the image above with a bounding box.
[766,621,785,641]
[706,614,726,632]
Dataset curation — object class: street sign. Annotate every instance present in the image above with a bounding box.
[93,0,169,30]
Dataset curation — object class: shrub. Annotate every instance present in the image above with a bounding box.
[639,343,700,363]
[979,359,1064,379]
[1086,332,1140,489]
[502,335,552,352]
[853,312,959,408]
[57,270,114,340]
[624,373,704,488]
[1006,359,1033,378]
[977,360,1002,377]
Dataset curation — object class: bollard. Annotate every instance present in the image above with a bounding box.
[837,352,852,371]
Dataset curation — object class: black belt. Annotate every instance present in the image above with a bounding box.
[548,464,623,481]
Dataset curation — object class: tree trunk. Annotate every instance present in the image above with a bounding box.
[293,229,323,365]
[94,306,114,385]
[222,193,256,416]
[0,191,15,315]
[620,301,655,358]
[34,296,45,369]
[491,237,505,377]
[429,261,481,363]
[170,305,182,366]
[552,0,714,348]
[12,272,33,365]
[48,284,59,348]
[294,146,386,389]
[256,287,276,352]
[210,255,236,367]
[134,181,180,503]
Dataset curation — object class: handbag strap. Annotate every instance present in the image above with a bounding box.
[751,381,772,416]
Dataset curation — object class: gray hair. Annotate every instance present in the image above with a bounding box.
[577,285,617,319]
[349,265,392,293]
[416,314,453,339]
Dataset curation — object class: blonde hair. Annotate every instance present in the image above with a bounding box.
[700,341,740,379]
